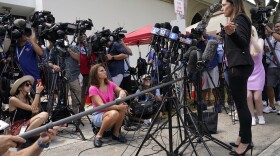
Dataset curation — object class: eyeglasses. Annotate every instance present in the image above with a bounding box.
[25,83,31,87]
[144,78,151,81]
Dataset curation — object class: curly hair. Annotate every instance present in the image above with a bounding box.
[89,64,109,88]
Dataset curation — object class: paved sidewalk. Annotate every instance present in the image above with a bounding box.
[39,106,280,156]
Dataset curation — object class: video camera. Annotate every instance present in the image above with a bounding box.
[250,6,273,38]
[75,19,93,34]
[111,27,127,41]
[87,28,111,53]
[190,23,206,40]
[30,11,55,28]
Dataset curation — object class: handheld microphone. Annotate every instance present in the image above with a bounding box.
[187,49,198,74]
[202,40,218,63]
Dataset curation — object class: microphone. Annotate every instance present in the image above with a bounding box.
[187,49,198,74]
[2,32,11,53]
[150,23,161,47]
[183,46,197,61]
[202,40,218,63]
[159,22,172,48]
[167,26,180,59]
[14,19,27,28]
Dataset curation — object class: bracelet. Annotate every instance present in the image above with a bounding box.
[36,93,40,94]
[37,139,49,148]
[112,56,115,60]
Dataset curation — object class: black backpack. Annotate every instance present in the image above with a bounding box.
[136,57,147,78]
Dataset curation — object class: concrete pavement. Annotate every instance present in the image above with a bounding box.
[40,105,280,156]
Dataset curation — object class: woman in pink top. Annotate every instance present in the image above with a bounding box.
[89,64,128,147]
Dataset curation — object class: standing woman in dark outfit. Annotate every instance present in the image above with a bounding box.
[221,0,254,155]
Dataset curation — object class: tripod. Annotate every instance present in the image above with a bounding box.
[135,62,212,156]
[47,45,86,140]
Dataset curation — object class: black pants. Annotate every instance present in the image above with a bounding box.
[228,65,253,144]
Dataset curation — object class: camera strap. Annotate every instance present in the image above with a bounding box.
[16,46,26,60]
[265,37,280,68]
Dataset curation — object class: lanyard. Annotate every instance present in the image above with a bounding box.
[17,46,26,60]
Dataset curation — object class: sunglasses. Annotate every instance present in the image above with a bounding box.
[25,82,31,87]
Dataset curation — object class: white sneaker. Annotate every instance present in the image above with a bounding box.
[263,106,277,113]
[252,117,256,126]
[258,116,265,125]
[143,119,152,126]
[277,111,280,115]
[262,101,267,106]
[277,101,280,107]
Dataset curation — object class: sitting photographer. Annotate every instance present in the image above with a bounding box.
[89,64,128,147]
[9,75,48,136]
[48,40,81,115]
[106,39,130,86]
[129,74,162,124]
[15,26,43,89]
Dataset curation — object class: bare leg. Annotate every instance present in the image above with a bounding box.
[96,110,119,138]
[247,91,254,116]
[27,112,48,131]
[267,86,275,108]
[113,111,125,136]
[254,91,263,116]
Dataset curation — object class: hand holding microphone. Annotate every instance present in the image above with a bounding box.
[224,22,235,35]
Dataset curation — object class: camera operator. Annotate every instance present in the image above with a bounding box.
[264,22,280,114]
[120,42,133,94]
[48,37,81,115]
[0,126,60,156]
[16,28,43,88]
[196,25,220,112]
[106,39,130,86]
[79,34,96,111]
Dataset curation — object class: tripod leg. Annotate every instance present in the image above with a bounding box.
[47,73,58,114]
[135,96,170,155]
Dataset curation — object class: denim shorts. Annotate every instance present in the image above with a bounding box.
[92,112,105,127]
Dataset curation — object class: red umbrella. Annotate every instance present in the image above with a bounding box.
[123,24,153,46]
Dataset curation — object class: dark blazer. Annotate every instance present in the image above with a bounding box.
[224,13,254,68]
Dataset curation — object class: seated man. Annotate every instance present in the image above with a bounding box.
[128,74,162,125]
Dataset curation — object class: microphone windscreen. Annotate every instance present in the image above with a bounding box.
[14,19,26,28]
[187,50,198,74]
[3,32,11,53]
[164,22,172,30]
[172,26,179,33]
[154,23,161,28]
[250,7,258,14]
[202,40,218,62]
[183,46,197,61]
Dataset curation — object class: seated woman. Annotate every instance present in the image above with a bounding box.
[89,64,128,147]
[9,75,48,136]
[129,74,162,124]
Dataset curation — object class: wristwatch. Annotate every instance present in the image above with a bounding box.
[271,31,275,36]
[112,56,115,60]
[37,139,50,148]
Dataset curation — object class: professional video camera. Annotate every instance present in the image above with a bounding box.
[190,23,206,40]
[250,6,273,38]
[75,19,93,33]
[111,27,127,41]
[30,11,55,28]
[87,28,111,52]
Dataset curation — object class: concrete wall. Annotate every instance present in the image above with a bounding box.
[41,0,176,67]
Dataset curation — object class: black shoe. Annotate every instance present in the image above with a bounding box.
[112,134,127,143]
[229,144,253,156]
[229,142,239,147]
[93,137,103,147]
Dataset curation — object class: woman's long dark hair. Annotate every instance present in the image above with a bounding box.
[226,0,247,20]
[15,81,32,105]
[89,64,109,88]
